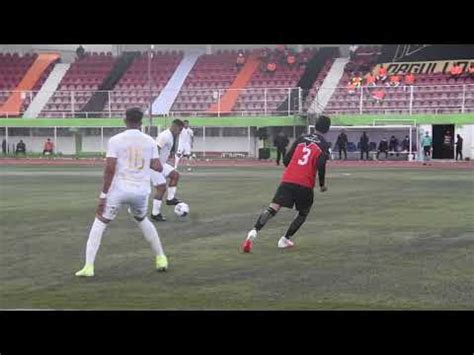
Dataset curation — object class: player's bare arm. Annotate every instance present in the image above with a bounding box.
[317,153,328,192]
[150,158,163,172]
[96,157,117,220]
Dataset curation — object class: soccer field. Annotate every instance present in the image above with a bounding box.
[1,164,473,309]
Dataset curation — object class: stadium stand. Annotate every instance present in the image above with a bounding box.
[232,48,313,115]
[20,57,57,114]
[324,47,474,115]
[0,53,37,107]
[303,56,336,112]
[1,53,60,117]
[107,51,183,115]
[170,50,238,115]
[3,46,472,118]
[39,52,116,117]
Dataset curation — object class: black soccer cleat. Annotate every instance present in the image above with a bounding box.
[166,198,181,206]
[151,213,167,222]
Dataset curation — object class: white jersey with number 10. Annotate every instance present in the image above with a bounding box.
[106,129,158,195]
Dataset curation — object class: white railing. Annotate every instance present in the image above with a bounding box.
[1,83,472,118]
[0,87,304,118]
[315,83,474,115]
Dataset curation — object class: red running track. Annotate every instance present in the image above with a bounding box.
[1,158,473,170]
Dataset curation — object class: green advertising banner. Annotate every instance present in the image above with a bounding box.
[0,114,473,128]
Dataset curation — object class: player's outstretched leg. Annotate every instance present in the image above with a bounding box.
[242,204,279,253]
[278,209,309,249]
[151,184,167,222]
[166,170,181,205]
[187,154,193,171]
[76,217,109,277]
[132,214,168,271]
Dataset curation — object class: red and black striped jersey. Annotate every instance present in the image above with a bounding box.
[281,133,330,189]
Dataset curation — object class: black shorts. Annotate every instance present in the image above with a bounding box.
[423,146,431,154]
[272,182,314,212]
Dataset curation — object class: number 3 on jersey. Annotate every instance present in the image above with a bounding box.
[298,146,311,166]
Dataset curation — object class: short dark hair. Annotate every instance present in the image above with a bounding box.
[315,115,331,134]
[184,120,189,124]
[172,119,185,128]
[125,107,143,124]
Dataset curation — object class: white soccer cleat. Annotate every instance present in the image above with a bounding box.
[277,236,294,249]
[247,228,257,241]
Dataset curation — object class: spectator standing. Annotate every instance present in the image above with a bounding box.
[266,61,277,75]
[365,72,377,87]
[76,45,85,60]
[273,131,290,166]
[388,74,401,87]
[359,131,370,160]
[351,73,363,89]
[455,134,463,161]
[376,65,387,82]
[404,71,415,91]
[335,130,348,160]
[401,135,410,152]
[286,52,297,68]
[236,51,246,70]
[421,131,432,164]
[349,45,358,61]
[468,64,474,80]
[43,138,54,155]
[16,140,26,155]
[376,138,389,159]
[449,62,462,82]
[404,72,415,86]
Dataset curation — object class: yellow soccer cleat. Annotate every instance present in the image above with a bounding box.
[156,255,168,272]
[75,264,94,277]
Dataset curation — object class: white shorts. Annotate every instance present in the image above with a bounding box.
[102,188,149,221]
[150,163,175,186]
[177,143,191,156]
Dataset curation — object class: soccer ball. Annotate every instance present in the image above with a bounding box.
[174,202,189,217]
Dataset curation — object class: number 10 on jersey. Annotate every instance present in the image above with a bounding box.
[127,146,145,170]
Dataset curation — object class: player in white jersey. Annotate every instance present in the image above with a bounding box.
[150,119,184,222]
[75,108,168,277]
[174,120,194,170]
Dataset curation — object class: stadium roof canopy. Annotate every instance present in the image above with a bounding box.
[0,44,348,54]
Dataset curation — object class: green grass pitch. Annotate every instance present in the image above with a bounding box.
[0,165,473,309]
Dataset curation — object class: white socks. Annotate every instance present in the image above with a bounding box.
[83,216,165,268]
[152,199,162,215]
[174,156,180,169]
[152,186,177,214]
[85,218,107,266]
[167,186,177,200]
[136,217,165,257]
